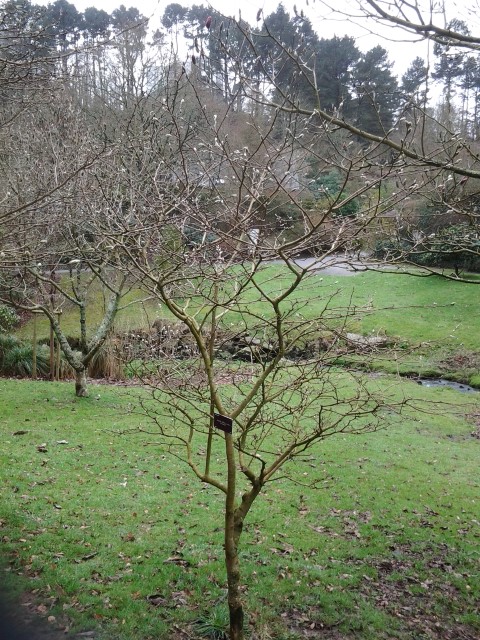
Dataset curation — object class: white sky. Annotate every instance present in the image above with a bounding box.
[35,0,480,81]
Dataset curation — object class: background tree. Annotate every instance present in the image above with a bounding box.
[80,6,111,103]
[228,2,480,281]
[0,0,107,225]
[315,35,360,115]
[352,45,398,137]
[401,56,428,107]
[433,19,470,125]
[258,4,320,108]
[42,0,82,75]
[110,4,147,106]
[0,0,54,115]
[0,87,130,396]
[459,54,480,138]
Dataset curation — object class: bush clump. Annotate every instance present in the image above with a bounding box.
[374,224,480,275]
[0,334,50,377]
[0,305,19,333]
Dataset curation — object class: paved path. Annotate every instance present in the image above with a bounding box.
[290,255,369,276]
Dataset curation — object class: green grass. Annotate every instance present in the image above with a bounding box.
[15,268,480,347]
[246,267,479,349]
[15,269,479,385]
[2,268,479,637]
[0,378,479,639]
[351,271,478,345]
[15,282,163,341]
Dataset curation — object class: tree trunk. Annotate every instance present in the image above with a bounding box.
[225,512,244,640]
[75,369,88,397]
[224,431,244,640]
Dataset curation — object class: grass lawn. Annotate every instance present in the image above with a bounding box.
[0,377,479,639]
[15,283,161,341]
[14,268,480,385]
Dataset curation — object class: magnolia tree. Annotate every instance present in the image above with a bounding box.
[0,1,118,396]
[100,7,480,630]
[0,6,162,396]
[0,86,132,396]
[94,69,415,639]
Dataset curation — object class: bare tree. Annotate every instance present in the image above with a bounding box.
[0,5,165,396]
[350,0,480,50]
[94,70,415,639]
[0,0,107,225]
[0,85,132,396]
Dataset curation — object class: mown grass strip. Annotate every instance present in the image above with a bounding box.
[0,378,478,639]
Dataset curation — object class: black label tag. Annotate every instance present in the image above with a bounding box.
[214,413,233,434]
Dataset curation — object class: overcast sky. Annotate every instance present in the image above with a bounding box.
[34,0,480,82]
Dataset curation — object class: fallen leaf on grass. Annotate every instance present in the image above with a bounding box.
[270,543,295,555]
[163,556,192,567]
[121,532,135,542]
[147,594,170,608]
[74,552,98,563]
[171,590,191,606]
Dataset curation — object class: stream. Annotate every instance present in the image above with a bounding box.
[417,379,479,393]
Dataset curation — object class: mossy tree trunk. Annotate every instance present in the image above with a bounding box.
[224,431,262,640]
[224,430,244,640]
[75,368,88,397]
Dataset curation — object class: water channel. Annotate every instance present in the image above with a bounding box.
[417,379,479,393]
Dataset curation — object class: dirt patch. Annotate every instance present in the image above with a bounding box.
[440,351,480,372]
[0,591,71,640]
[281,611,352,639]
[0,586,109,640]
[358,543,479,639]
[467,412,480,439]
[276,547,479,639]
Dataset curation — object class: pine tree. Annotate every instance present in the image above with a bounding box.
[352,45,398,137]
[433,19,470,119]
[314,35,360,115]
[401,56,428,105]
